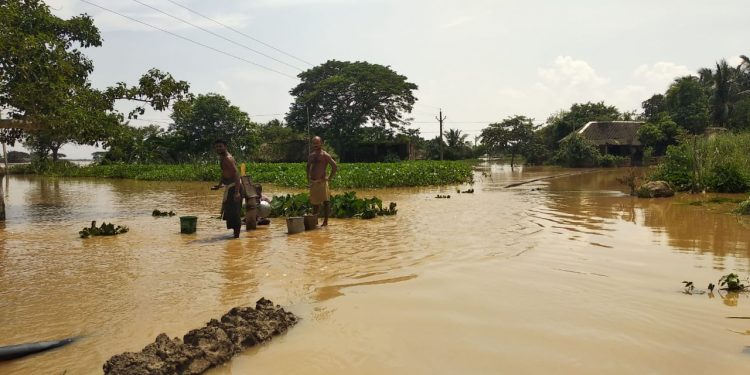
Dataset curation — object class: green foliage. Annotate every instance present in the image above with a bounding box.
[11,160,473,188]
[637,113,683,155]
[728,97,750,131]
[665,76,710,134]
[598,154,626,168]
[169,94,256,161]
[718,273,747,292]
[706,162,749,193]
[734,198,750,215]
[270,192,311,217]
[103,124,177,163]
[481,115,537,167]
[651,132,750,192]
[79,221,129,238]
[269,191,397,219]
[641,94,666,123]
[0,1,189,157]
[541,102,621,151]
[285,60,417,158]
[554,133,602,168]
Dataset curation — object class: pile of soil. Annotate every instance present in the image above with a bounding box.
[103,298,298,375]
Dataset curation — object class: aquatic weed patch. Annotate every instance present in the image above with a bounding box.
[79,221,129,238]
[269,191,397,219]
[11,160,473,188]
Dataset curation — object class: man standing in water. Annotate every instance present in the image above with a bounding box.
[307,136,337,226]
[211,140,243,238]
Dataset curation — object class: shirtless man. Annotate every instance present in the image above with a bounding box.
[210,140,243,238]
[307,136,337,226]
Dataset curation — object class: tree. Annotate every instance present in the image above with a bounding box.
[0,0,190,159]
[103,124,176,163]
[169,94,256,161]
[637,113,683,155]
[481,115,536,167]
[641,94,666,123]
[711,60,733,127]
[285,60,417,160]
[665,76,710,134]
[442,128,471,160]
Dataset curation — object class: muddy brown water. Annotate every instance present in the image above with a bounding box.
[1,164,749,374]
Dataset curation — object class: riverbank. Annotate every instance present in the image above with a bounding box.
[7,160,474,188]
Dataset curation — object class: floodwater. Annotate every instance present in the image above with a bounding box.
[1,164,749,374]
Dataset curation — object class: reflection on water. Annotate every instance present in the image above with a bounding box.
[1,167,749,374]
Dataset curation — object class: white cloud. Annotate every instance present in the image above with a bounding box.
[537,56,608,88]
[216,80,230,93]
[441,16,473,29]
[632,62,692,87]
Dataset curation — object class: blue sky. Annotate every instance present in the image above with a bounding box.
[12,0,750,158]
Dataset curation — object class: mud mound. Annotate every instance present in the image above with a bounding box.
[103,298,298,375]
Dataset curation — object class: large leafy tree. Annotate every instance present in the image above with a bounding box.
[665,76,710,134]
[637,113,683,155]
[285,60,417,160]
[481,115,536,167]
[641,94,666,123]
[0,0,190,159]
[169,93,257,160]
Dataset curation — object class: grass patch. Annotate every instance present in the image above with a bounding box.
[10,160,474,188]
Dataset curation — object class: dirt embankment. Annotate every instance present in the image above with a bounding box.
[103,298,298,375]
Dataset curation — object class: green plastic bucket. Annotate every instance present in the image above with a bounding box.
[180,216,197,234]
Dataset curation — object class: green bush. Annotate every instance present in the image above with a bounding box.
[706,162,749,193]
[554,133,601,168]
[598,154,626,168]
[650,132,750,193]
[650,144,694,191]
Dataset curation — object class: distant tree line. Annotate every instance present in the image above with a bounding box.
[2,2,749,166]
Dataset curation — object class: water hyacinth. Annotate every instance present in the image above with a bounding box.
[11,160,473,188]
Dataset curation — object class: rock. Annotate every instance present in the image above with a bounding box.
[103,298,299,375]
[636,181,675,198]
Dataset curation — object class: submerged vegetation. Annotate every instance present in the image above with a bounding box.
[735,198,750,215]
[152,209,176,217]
[682,273,748,294]
[269,192,397,219]
[9,160,473,188]
[79,221,129,238]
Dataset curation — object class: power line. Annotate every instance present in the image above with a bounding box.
[130,0,304,72]
[79,0,298,80]
[165,0,314,67]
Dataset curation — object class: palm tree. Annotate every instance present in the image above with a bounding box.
[444,128,468,149]
[711,60,732,127]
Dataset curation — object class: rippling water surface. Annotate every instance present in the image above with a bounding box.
[1,164,749,374]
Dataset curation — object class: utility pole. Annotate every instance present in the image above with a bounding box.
[436,108,446,161]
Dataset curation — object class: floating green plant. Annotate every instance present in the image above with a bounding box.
[152,209,176,217]
[80,221,129,238]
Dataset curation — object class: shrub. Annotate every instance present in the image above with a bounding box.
[554,133,601,168]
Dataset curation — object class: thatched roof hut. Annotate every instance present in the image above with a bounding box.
[572,121,644,146]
